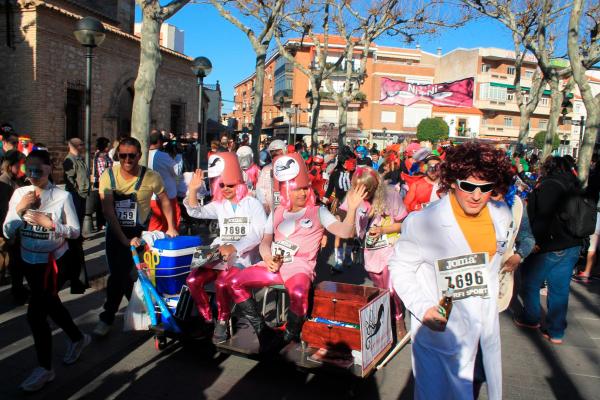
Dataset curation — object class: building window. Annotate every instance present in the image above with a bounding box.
[507,93,514,101]
[525,70,534,79]
[65,87,84,140]
[479,83,507,101]
[481,64,491,72]
[170,103,186,137]
[482,118,487,126]
[507,66,516,75]
[403,106,431,128]
[540,97,549,106]
[504,117,513,127]
[381,111,396,123]
[539,119,548,130]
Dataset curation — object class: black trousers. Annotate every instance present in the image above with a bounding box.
[23,251,83,369]
[99,225,143,325]
[67,192,88,286]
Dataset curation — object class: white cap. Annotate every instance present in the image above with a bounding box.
[268,139,286,153]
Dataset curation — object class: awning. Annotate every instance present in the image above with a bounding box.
[489,82,573,98]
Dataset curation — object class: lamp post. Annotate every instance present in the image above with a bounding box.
[382,127,387,147]
[306,91,316,155]
[191,56,212,168]
[73,16,105,169]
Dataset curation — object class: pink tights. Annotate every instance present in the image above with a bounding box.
[229,266,311,317]
[186,267,240,321]
[368,266,405,322]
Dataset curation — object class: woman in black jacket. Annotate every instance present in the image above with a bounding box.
[516,156,583,344]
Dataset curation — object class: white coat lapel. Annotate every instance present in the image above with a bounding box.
[487,200,512,266]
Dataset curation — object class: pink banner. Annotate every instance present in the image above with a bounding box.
[380,77,474,107]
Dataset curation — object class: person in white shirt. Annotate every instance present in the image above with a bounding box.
[3,150,90,392]
[148,131,180,231]
[184,152,267,344]
[255,139,286,213]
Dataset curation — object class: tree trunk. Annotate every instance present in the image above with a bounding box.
[251,50,267,160]
[131,10,161,167]
[578,110,598,182]
[517,114,531,146]
[310,91,322,155]
[337,101,348,146]
[543,77,562,158]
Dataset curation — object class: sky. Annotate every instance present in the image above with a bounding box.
[136,3,517,114]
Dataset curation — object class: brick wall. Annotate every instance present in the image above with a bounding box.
[1,3,197,181]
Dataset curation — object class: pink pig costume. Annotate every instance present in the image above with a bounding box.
[184,152,266,344]
[228,153,335,347]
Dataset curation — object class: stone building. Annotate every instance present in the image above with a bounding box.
[0,0,198,177]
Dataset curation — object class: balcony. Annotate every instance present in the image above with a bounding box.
[476,99,551,115]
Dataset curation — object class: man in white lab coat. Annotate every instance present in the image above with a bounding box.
[389,142,515,400]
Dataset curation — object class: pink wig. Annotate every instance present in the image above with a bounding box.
[278,179,316,211]
[210,175,248,203]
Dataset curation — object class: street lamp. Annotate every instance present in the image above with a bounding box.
[73,16,105,169]
[191,56,212,168]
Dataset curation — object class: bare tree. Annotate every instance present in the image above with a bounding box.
[131,0,190,166]
[205,0,286,158]
[274,0,344,154]
[462,0,571,146]
[543,77,573,158]
[567,0,600,184]
[327,0,467,145]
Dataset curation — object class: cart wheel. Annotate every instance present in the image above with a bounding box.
[154,336,167,351]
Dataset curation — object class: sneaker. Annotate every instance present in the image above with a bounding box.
[541,330,564,344]
[212,320,229,344]
[20,367,55,392]
[93,320,111,337]
[571,272,591,283]
[63,333,91,365]
[513,317,540,330]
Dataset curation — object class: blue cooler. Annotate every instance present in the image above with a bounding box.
[152,236,202,295]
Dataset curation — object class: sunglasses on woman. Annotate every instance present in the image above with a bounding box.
[456,179,495,194]
[118,153,138,160]
[219,183,236,189]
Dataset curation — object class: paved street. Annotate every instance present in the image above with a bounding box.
[1,232,599,399]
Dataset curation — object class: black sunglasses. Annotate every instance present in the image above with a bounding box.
[219,183,236,189]
[118,153,138,160]
[427,164,440,171]
[456,180,495,194]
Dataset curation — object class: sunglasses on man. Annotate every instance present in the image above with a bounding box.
[118,153,138,160]
[456,179,495,194]
[219,183,236,189]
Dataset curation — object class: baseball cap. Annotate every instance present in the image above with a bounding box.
[268,139,286,152]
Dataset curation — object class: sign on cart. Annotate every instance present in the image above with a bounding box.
[359,291,392,370]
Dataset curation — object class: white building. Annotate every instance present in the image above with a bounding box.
[134,23,184,54]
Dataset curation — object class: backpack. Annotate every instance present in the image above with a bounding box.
[550,178,598,239]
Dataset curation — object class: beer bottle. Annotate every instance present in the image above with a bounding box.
[438,284,454,319]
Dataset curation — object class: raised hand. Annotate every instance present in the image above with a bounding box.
[188,169,205,192]
[346,184,368,210]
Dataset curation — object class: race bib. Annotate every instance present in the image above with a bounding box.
[435,252,489,300]
[365,233,389,250]
[272,240,299,263]
[221,217,249,242]
[115,199,137,227]
[21,211,53,240]
[273,191,281,207]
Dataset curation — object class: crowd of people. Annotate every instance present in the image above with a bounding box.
[1,121,599,399]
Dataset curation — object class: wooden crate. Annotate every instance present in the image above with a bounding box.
[310,281,380,324]
[302,320,361,351]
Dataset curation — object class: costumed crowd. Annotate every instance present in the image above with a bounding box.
[1,121,599,399]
